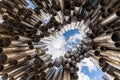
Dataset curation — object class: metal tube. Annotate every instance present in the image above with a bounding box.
[94,50,120,63]
[41,59,53,70]
[29,44,47,49]
[65,63,70,70]
[96,50,120,58]
[59,0,64,11]
[0,49,35,64]
[0,56,31,71]
[40,67,53,79]
[10,41,29,47]
[46,67,56,80]
[54,13,61,23]
[113,70,120,77]
[35,54,52,64]
[14,35,32,42]
[57,66,63,80]
[0,46,30,53]
[55,6,64,24]
[54,56,63,67]
[74,3,81,15]
[96,42,116,47]
[0,34,12,38]
[2,59,34,79]
[20,72,35,80]
[107,62,120,71]
[40,55,52,64]
[63,70,70,80]
[0,24,7,32]
[93,31,120,43]
[51,67,61,80]
[99,57,120,70]
[64,9,70,22]
[100,9,120,27]
[80,18,92,33]
[0,38,11,47]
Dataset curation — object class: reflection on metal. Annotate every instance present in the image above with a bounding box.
[0,0,120,80]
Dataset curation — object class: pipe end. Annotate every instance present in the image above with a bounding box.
[0,54,7,64]
[29,45,34,49]
[0,64,3,71]
[112,32,120,42]
[116,10,120,16]
[115,42,120,48]
[94,50,100,56]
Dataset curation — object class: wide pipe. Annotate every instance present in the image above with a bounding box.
[51,67,61,80]
[57,66,63,80]
[96,42,120,48]
[0,46,30,53]
[55,6,64,24]
[2,59,34,79]
[93,31,120,43]
[54,56,63,67]
[14,35,32,42]
[0,38,11,47]
[0,49,35,64]
[0,56,31,71]
[40,68,53,79]
[94,50,120,58]
[63,70,70,80]
[64,9,70,22]
[40,59,53,70]
[39,54,52,64]
[45,67,56,80]
[100,9,120,27]
[99,57,120,70]
[29,44,47,49]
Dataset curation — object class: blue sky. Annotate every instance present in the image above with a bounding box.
[63,29,81,50]
[26,0,36,9]
[63,29,80,40]
[82,66,104,80]
[64,29,105,80]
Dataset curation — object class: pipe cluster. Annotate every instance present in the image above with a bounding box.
[0,0,120,80]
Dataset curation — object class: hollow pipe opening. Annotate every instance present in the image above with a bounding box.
[112,32,120,42]
[115,42,120,48]
[0,54,7,64]
[116,10,120,16]
[94,50,100,56]
[0,64,4,71]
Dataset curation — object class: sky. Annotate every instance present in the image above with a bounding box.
[45,29,105,80]
[0,0,106,80]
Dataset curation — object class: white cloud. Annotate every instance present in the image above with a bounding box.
[93,76,98,80]
[0,76,2,80]
[45,31,86,59]
[65,32,86,51]
[77,63,91,80]
[45,30,97,80]
[46,35,67,59]
[76,58,98,80]
[77,71,91,80]
[68,32,85,43]
[80,58,97,73]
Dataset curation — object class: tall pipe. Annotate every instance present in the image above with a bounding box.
[93,31,120,43]
[100,9,120,27]
[0,49,36,64]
